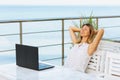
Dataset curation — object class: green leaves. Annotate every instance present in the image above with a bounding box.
[73,13,98,30]
[80,16,98,30]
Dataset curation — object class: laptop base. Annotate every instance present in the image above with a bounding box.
[39,63,54,71]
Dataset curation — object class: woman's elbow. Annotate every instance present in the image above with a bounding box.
[69,26,73,31]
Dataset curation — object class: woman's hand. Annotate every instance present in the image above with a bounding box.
[94,29,98,35]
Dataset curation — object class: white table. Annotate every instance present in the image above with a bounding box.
[0,63,104,80]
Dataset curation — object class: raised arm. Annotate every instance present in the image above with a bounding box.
[88,29,104,56]
[69,26,81,44]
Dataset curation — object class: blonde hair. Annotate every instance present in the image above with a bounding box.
[80,23,95,44]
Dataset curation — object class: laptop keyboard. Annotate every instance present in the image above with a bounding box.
[39,63,54,70]
[40,63,50,67]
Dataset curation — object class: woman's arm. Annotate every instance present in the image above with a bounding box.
[69,26,81,44]
[88,29,104,56]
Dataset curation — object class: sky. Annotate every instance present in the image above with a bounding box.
[0,0,120,6]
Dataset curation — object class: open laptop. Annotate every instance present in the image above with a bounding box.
[15,44,54,71]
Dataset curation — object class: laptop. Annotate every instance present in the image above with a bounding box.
[15,44,54,71]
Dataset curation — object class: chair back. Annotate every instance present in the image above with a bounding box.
[105,52,120,77]
[86,50,103,73]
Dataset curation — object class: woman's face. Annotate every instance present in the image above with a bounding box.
[80,25,90,37]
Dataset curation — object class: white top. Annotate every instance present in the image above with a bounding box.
[65,43,91,72]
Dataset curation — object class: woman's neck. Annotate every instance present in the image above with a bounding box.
[81,37,88,43]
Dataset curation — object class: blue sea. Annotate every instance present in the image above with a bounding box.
[0,6,120,65]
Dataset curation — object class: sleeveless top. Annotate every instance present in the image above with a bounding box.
[64,43,91,72]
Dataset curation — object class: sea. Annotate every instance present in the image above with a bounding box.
[0,6,120,65]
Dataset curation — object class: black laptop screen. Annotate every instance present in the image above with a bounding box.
[16,44,39,70]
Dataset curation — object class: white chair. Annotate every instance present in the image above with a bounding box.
[98,40,120,53]
[86,50,105,74]
[85,40,107,74]
[86,40,120,79]
[104,51,120,80]
[96,40,120,73]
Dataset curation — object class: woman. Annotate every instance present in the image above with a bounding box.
[65,23,104,72]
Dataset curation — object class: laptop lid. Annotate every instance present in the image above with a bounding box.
[16,44,39,70]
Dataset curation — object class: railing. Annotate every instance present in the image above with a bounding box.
[0,16,120,65]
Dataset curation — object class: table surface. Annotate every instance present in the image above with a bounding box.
[0,63,105,80]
